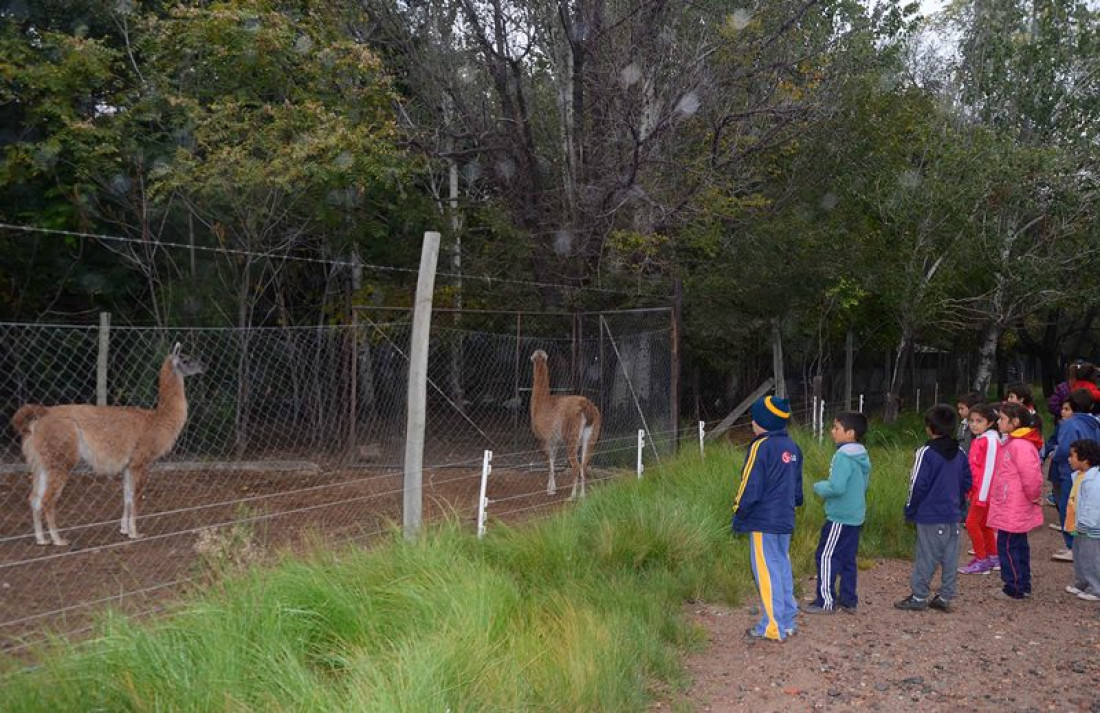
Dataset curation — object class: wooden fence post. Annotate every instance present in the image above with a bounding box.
[404,231,440,540]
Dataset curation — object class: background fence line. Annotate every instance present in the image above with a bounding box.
[0,309,677,651]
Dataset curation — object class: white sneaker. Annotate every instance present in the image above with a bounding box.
[1048,522,1064,531]
[1066,584,1084,595]
[1051,549,1074,562]
[1078,591,1100,602]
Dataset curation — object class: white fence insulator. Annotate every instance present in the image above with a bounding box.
[698,420,705,458]
[476,450,492,539]
[859,394,864,413]
[818,399,826,441]
[637,429,646,479]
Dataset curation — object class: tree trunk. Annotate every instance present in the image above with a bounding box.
[884,331,912,423]
[972,321,1001,395]
[234,259,253,457]
[771,319,786,399]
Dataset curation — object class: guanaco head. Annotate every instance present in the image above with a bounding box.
[170,342,205,377]
[530,349,548,363]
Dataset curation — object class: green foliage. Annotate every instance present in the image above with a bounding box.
[1,427,922,711]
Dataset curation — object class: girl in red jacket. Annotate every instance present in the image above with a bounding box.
[988,402,1046,599]
[959,403,1002,575]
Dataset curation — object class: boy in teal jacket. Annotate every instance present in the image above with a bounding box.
[803,411,872,614]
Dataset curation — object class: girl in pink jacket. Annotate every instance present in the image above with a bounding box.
[959,403,1002,575]
[988,402,1045,599]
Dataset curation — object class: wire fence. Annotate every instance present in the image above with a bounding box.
[0,309,677,651]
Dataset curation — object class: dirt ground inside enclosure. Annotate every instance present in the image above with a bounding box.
[656,503,1100,713]
[0,462,611,653]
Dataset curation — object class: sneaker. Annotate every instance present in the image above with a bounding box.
[893,595,929,611]
[1044,493,1056,507]
[1052,549,1074,562]
[988,556,1001,571]
[996,589,1026,601]
[958,557,992,575]
[800,604,834,615]
[1078,591,1100,602]
[839,605,857,615]
[1048,522,1064,531]
[744,627,785,643]
[967,548,976,556]
[1066,584,1084,595]
[929,594,954,613]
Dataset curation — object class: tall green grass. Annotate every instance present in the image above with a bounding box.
[1,426,923,712]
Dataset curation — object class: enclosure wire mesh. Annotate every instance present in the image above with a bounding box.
[0,310,683,651]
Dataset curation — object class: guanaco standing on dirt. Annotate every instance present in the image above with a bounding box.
[11,343,204,545]
[529,349,601,499]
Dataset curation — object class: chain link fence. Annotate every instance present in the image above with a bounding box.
[0,309,675,651]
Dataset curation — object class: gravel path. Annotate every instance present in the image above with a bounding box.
[659,507,1100,712]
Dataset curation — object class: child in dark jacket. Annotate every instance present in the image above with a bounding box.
[732,395,803,642]
[895,404,972,612]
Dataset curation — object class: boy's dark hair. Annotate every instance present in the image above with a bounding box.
[1069,439,1100,468]
[924,404,957,438]
[956,392,983,408]
[969,403,999,423]
[1005,382,1034,406]
[1000,401,1031,429]
[1067,388,1094,414]
[1078,363,1098,383]
[834,411,868,441]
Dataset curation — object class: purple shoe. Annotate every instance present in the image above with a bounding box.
[987,555,1001,571]
[958,557,992,575]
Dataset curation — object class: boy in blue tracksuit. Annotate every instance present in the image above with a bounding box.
[732,395,803,642]
[895,404,972,612]
[1051,389,1100,559]
[803,411,871,614]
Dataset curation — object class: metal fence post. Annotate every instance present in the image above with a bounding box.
[477,450,492,539]
[636,429,645,479]
[96,312,110,406]
[404,231,440,540]
[698,421,705,458]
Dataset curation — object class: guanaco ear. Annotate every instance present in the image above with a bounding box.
[171,342,181,358]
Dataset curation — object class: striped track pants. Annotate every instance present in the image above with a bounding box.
[813,520,861,610]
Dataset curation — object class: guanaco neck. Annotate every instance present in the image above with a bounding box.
[154,356,188,429]
[531,359,551,416]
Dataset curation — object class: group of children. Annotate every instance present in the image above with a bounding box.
[730,373,1100,642]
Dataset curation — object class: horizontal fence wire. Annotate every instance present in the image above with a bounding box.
[0,309,677,652]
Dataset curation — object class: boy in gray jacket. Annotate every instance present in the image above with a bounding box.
[803,411,872,614]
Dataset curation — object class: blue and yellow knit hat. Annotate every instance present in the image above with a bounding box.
[750,395,791,432]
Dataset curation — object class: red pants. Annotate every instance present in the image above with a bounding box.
[965,503,997,559]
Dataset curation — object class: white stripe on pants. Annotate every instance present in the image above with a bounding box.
[818,521,842,609]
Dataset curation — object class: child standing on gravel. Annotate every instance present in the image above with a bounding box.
[803,411,871,615]
[895,405,971,613]
[1050,390,1100,562]
[732,395,803,642]
[1065,439,1100,602]
[987,402,1045,600]
[959,403,1002,575]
